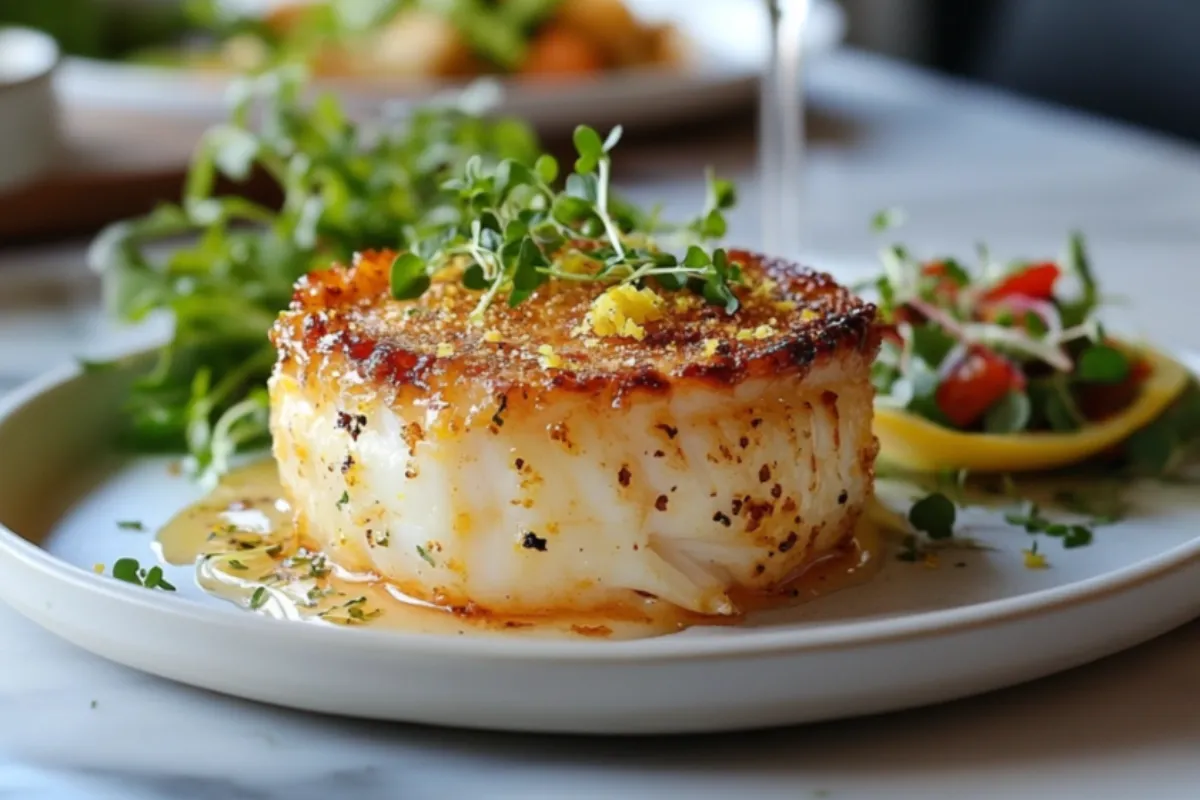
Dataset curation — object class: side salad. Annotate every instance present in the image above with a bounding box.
[865,217,1200,477]
[862,215,1200,561]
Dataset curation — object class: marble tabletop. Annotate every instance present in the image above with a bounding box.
[3,50,1200,799]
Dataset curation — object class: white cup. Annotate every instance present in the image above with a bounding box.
[0,27,62,197]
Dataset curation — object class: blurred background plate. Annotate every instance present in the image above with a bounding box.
[55,0,845,132]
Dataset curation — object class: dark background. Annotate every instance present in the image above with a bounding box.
[906,0,1200,142]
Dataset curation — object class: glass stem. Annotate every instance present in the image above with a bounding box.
[760,0,807,259]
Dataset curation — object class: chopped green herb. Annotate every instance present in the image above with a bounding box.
[416,545,436,567]
[249,587,268,610]
[226,559,249,571]
[318,595,382,624]
[870,207,905,233]
[116,520,145,531]
[908,492,956,540]
[336,490,350,509]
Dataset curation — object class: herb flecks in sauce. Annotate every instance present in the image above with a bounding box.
[154,460,885,640]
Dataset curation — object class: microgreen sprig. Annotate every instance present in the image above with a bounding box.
[108,558,177,592]
[388,124,741,317]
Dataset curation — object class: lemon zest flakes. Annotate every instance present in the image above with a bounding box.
[751,277,778,299]
[436,342,455,357]
[703,339,720,358]
[800,308,821,322]
[538,344,564,369]
[673,295,701,313]
[1022,547,1050,569]
[775,300,797,312]
[585,284,664,341]
[482,330,502,343]
[736,324,776,342]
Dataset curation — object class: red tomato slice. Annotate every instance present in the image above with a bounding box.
[936,348,1024,428]
[982,263,1061,302]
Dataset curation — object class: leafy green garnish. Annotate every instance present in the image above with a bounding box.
[983,391,1032,434]
[909,324,957,369]
[416,545,436,567]
[385,123,739,318]
[1122,380,1200,477]
[116,520,145,531]
[109,558,176,591]
[88,69,541,477]
[1058,231,1098,329]
[249,586,269,610]
[908,492,956,540]
[1027,376,1084,433]
[1004,502,1094,549]
[1076,345,1130,384]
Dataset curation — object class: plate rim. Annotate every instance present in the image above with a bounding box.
[1,349,1198,664]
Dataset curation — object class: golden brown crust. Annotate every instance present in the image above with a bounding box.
[270,249,880,405]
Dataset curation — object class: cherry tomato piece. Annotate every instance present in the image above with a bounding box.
[982,262,1061,302]
[935,348,1024,428]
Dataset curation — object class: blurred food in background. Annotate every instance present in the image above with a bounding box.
[2,0,684,82]
[0,0,191,61]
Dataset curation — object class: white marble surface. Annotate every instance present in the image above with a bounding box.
[3,50,1200,799]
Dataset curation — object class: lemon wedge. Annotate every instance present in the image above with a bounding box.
[874,344,1190,473]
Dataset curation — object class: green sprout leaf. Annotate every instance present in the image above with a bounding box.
[908,492,956,540]
[389,253,430,300]
[573,125,604,174]
[108,558,176,591]
[534,153,558,184]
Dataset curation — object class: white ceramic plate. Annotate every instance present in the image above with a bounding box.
[1,353,1199,735]
[54,0,845,132]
